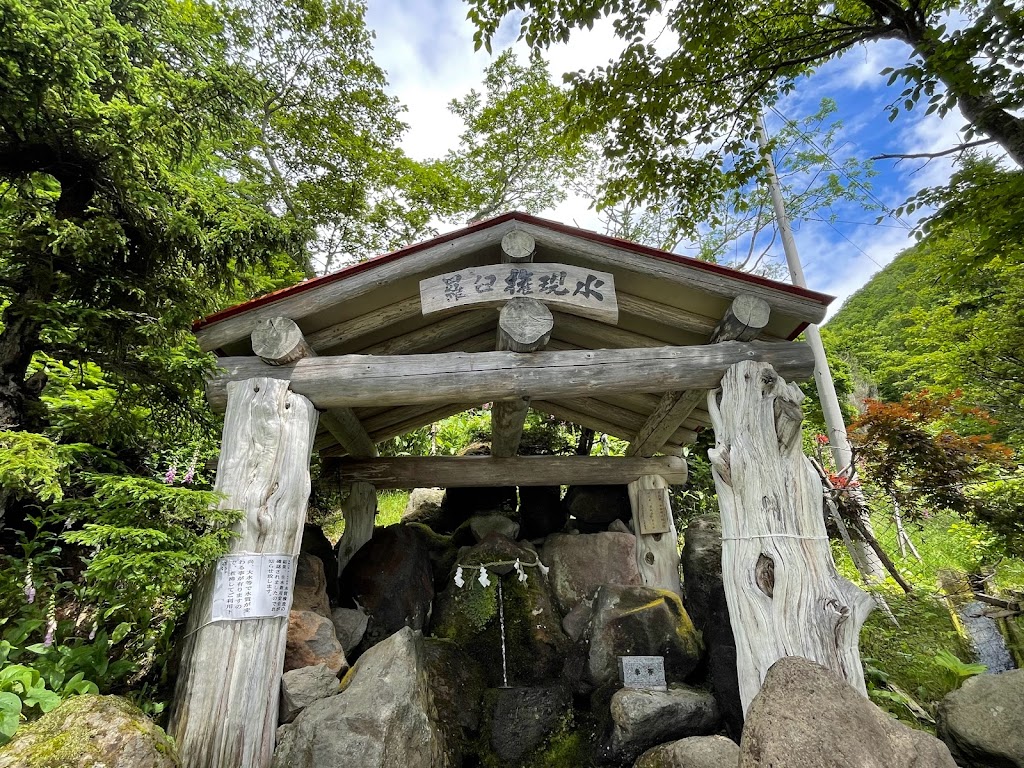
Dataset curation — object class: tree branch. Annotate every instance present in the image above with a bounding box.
[871,138,994,161]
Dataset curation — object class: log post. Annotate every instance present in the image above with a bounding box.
[336,480,377,578]
[490,297,553,457]
[627,474,683,598]
[707,360,872,714]
[629,294,771,457]
[251,317,380,575]
[501,230,536,263]
[170,377,318,768]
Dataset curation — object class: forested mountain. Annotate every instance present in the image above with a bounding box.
[822,218,1024,448]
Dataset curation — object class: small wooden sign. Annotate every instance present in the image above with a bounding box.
[636,487,672,535]
[420,263,618,323]
[618,656,668,691]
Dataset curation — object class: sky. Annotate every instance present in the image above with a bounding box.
[363,0,973,318]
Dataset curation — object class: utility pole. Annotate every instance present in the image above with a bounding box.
[756,116,887,582]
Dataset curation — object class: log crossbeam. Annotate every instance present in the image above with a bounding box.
[628,295,772,457]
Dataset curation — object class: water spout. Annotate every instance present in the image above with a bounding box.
[497,578,510,688]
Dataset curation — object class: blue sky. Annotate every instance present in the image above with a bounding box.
[364,1,973,317]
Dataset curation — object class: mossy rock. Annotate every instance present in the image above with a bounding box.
[0,694,178,768]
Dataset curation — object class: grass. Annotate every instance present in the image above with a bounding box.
[319,490,410,544]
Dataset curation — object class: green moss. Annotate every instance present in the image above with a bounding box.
[434,581,498,639]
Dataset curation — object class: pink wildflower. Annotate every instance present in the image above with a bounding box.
[43,597,57,647]
[815,434,829,445]
[182,455,197,484]
[164,465,177,484]
[24,563,35,603]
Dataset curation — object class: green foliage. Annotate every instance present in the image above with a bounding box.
[466,0,1024,235]
[0,432,90,504]
[932,649,986,690]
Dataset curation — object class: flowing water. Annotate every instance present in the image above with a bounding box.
[497,579,510,688]
[959,600,1015,673]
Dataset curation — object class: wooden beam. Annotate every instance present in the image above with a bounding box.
[251,317,377,458]
[629,295,771,457]
[491,297,553,458]
[551,396,698,445]
[551,310,669,349]
[355,309,494,356]
[305,295,422,353]
[170,378,318,768]
[195,224,509,352]
[616,292,718,337]
[206,341,816,411]
[530,400,684,452]
[328,455,688,488]
[513,220,830,324]
[501,230,535,262]
[366,403,477,445]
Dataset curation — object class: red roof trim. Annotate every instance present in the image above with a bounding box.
[194,211,833,332]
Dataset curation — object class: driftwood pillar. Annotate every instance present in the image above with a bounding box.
[336,480,377,578]
[170,377,318,768]
[627,473,683,598]
[707,360,872,714]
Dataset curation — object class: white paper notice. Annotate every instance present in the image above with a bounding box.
[211,554,295,621]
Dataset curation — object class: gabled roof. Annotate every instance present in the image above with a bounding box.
[196,212,832,455]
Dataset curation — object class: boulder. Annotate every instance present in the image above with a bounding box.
[292,552,331,617]
[431,535,569,687]
[271,627,452,768]
[444,486,517,523]
[634,735,740,768]
[681,514,742,738]
[423,638,487,738]
[608,519,632,534]
[564,485,632,532]
[330,607,368,653]
[562,596,595,643]
[586,585,703,688]
[285,610,348,674]
[518,485,567,540]
[542,532,642,615]
[338,524,434,649]
[402,488,448,530]
[609,686,720,763]
[0,694,178,768]
[279,663,341,724]
[487,686,573,765]
[739,656,957,768]
[301,523,339,604]
[936,668,1024,768]
[469,514,520,542]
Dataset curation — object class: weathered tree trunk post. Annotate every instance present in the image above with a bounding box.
[627,473,684,598]
[170,377,318,768]
[707,360,872,714]
[336,480,377,578]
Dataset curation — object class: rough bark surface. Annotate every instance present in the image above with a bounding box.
[169,377,317,768]
[707,360,872,714]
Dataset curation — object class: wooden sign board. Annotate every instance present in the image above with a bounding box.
[420,263,618,323]
[636,487,672,535]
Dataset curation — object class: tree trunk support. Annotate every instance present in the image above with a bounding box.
[336,480,377,578]
[491,297,553,457]
[170,377,318,768]
[627,473,682,598]
[708,360,872,715]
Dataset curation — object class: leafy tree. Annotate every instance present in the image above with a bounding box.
[222,0,464,274]
[465,0,1024,230]
[444,50,596,222]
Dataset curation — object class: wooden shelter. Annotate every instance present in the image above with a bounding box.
[170,213,873,768]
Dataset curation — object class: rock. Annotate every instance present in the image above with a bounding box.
[338,524,434,649]
[564,485,632,532]
[285,610,348,674]
[608,518,632,534]
[739,656,957,768]
[330,607,368,652]
[444,486,517,522]
[518,485,567,540]
[542,532,642,615]
[609,685,720,763]
[431,535,569,687]
[423,638,487,737]
[292,552,331,617]
[279,663,340,724]
[634,735,740,768]
[469,513,520,542]
[272,627,452,768]
[936,668,1024,768]
[487,686,572,764]
[0,694,178,768]
[402,488,447,529]
[586,585,703,688]
[562,596,595,643]
[301,523,339,604]
[681,514,742,739]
